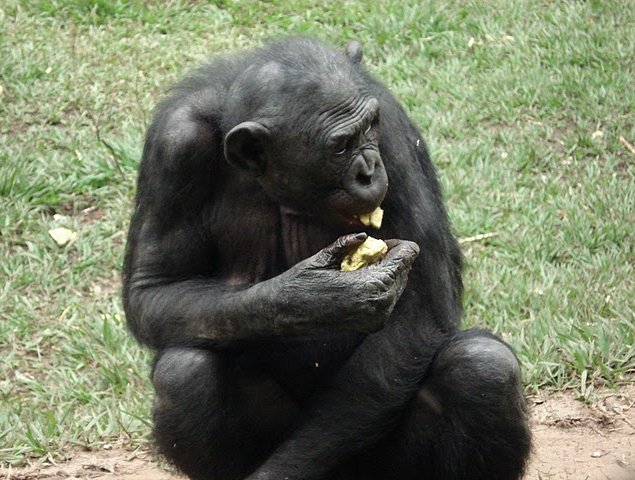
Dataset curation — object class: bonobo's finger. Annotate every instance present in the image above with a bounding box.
[384,239,419,251]
[310,232,368,268]
[377,240,420,274]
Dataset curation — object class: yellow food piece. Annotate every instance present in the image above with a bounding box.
[341,237,388,272]
[48,227,77,246]
[357,207,384,230]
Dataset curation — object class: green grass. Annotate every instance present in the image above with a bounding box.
[1,0,634,466]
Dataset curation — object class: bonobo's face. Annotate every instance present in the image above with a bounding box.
[224,94,388,228]
[314,96,388,221]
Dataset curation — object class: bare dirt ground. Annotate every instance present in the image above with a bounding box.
[3,386,633,480]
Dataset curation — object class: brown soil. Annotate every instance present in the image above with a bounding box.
[2,386,633,480]
[525,384,634,480]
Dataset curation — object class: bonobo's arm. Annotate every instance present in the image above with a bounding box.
[123,108,417,349]
[124,228,416,348]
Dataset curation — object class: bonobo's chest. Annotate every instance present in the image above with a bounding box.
[278,209,348,267]
[206,179,345,284]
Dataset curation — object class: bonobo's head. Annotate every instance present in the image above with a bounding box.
[224,38,388,227]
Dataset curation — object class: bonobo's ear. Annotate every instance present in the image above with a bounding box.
[224,121,270,175]
[344,41,363,64]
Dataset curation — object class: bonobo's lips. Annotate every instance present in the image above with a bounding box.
[279,205,379,230]
[332,212,367,228]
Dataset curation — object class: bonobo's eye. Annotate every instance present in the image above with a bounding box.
[371,111,380,129]
[363,113,380,138]
[333,136,350,156]
[363,115,380,142]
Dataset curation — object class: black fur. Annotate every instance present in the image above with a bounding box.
[123,37,530,480]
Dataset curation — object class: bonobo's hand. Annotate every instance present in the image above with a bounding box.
[272,233,420,333]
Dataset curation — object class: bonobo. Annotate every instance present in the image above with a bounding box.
[122,37,531,480]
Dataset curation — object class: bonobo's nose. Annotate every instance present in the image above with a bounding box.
[343,151,388,209]
[354,152,376,186]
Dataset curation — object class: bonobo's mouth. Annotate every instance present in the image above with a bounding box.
[279,181,388,230]
[279,205,384,230]
[333,212,368,228]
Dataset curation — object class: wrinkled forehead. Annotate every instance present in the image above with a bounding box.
[295,79,378,139]
[288,73,376,123]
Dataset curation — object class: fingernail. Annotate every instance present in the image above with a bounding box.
[354,232,367,240]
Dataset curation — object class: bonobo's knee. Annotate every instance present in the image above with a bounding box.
[414,332,530,480]
[432,330,521,397]
[152,347,218,402]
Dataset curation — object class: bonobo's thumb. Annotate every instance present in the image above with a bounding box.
[382,240,420,273]
[311,233,368,269]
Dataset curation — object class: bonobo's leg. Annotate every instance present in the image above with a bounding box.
[360,329,531,480]
[151,348,300,480]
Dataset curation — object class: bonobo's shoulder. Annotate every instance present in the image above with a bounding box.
[154,59,239,119]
